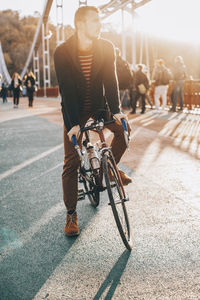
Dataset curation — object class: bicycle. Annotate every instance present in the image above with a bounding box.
[72,118,133,251]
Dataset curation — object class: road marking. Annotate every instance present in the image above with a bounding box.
[0,162,63,201]
[0,143,63,181]
[0,202,63,262]
[30,162,63,182]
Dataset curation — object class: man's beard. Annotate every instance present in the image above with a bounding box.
[86,30,100,41]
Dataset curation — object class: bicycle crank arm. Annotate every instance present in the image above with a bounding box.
[108,197,129,205]
[78,189,86,201]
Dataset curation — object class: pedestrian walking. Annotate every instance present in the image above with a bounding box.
[130,64,149,114]
[24,71,36,107]
[171,56,187,112]
[54,5,132,237]
[10,72,22,108]
[115,48,133,109]
[1,82,8,103]
[152,59,171,112]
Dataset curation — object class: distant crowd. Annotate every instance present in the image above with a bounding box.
[0,53,187,113]
[116,51,188,114]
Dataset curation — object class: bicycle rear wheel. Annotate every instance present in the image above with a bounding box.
[103,153,133,250]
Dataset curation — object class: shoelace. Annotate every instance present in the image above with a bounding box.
[67,213,77,227]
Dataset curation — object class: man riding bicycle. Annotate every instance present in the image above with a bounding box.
[54,5,132,236]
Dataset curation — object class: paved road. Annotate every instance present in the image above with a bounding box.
[0,98,200,299]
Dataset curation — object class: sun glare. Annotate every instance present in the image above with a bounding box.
[136,0,200,44]
[104,0,200,45]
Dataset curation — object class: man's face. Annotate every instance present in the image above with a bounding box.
[83,10,101,40]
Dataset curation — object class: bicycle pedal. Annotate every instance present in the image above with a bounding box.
[96,185,106,192]
[108,197,129,205]
[78,196,85,201]
[78,189,85,201]
[110,183,117,188]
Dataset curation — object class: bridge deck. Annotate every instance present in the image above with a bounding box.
[0,97,200,299]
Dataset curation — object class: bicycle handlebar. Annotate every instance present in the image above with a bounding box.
[72,118,129,148]
[72,134,78,146]
[80,119,115,133]
[121,118,128,132]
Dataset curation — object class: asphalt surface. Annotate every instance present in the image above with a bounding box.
[0,98,200,300]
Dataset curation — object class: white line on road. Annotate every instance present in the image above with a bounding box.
[0,143,63,181]
[0,202,64,262]
[0,162,63,201]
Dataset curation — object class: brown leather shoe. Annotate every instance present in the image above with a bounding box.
[119,170,132,186]
[109,169,132,186]
[64,211,80,236]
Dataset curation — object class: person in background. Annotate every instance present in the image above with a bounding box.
[1,82,8,103]
[11,72,22,108]
[115,47,133,110]
[120,88,130,110]
[24,71,36,107]
[54,6,132,237]
[171,56,187,112]
[143,65,153,109]
[130,64,149,114]
[152,59,171,112]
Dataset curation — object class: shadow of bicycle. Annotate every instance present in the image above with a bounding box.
[93,250,131,300]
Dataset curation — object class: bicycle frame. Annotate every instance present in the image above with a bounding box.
[72,119,127,198]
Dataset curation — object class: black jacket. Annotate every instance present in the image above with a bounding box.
[10,78,22,91]
[54,34,120,131]
[135,70,149,90]
[25,75,35,88]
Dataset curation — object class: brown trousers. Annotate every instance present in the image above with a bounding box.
[62,116,129,211]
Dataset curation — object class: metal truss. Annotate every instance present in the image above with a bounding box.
[33,49,40,88]
[21,0,53,80]
[42,22,51,96]
[100,0,151,20]
[79,0,88,6]
[56,0,64,46]
[99,0,151,67]
[0,42,11,85]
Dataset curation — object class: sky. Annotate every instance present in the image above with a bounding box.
[1,0,200,45]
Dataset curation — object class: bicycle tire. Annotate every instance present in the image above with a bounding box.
[81,172,100,207]
[80,149,100,207]
[103,153,133,250]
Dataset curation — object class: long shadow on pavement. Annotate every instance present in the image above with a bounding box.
[0,202,99,300]
[93,250,131,300]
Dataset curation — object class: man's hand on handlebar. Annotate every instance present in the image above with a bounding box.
[67,125,80,141]
[113,113,131,135]
[113,112,128,124]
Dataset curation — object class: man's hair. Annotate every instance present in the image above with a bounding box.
[137,64,143,70]
[74,6,99,29]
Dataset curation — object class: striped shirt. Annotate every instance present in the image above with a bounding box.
[78,50,93,115]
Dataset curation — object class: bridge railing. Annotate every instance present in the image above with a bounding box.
[184,80,200,109]
[36,86,59,97]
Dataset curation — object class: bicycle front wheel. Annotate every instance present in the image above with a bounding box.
[103,153,133,250]
[80,150,100,208]
[82,172,100,208]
